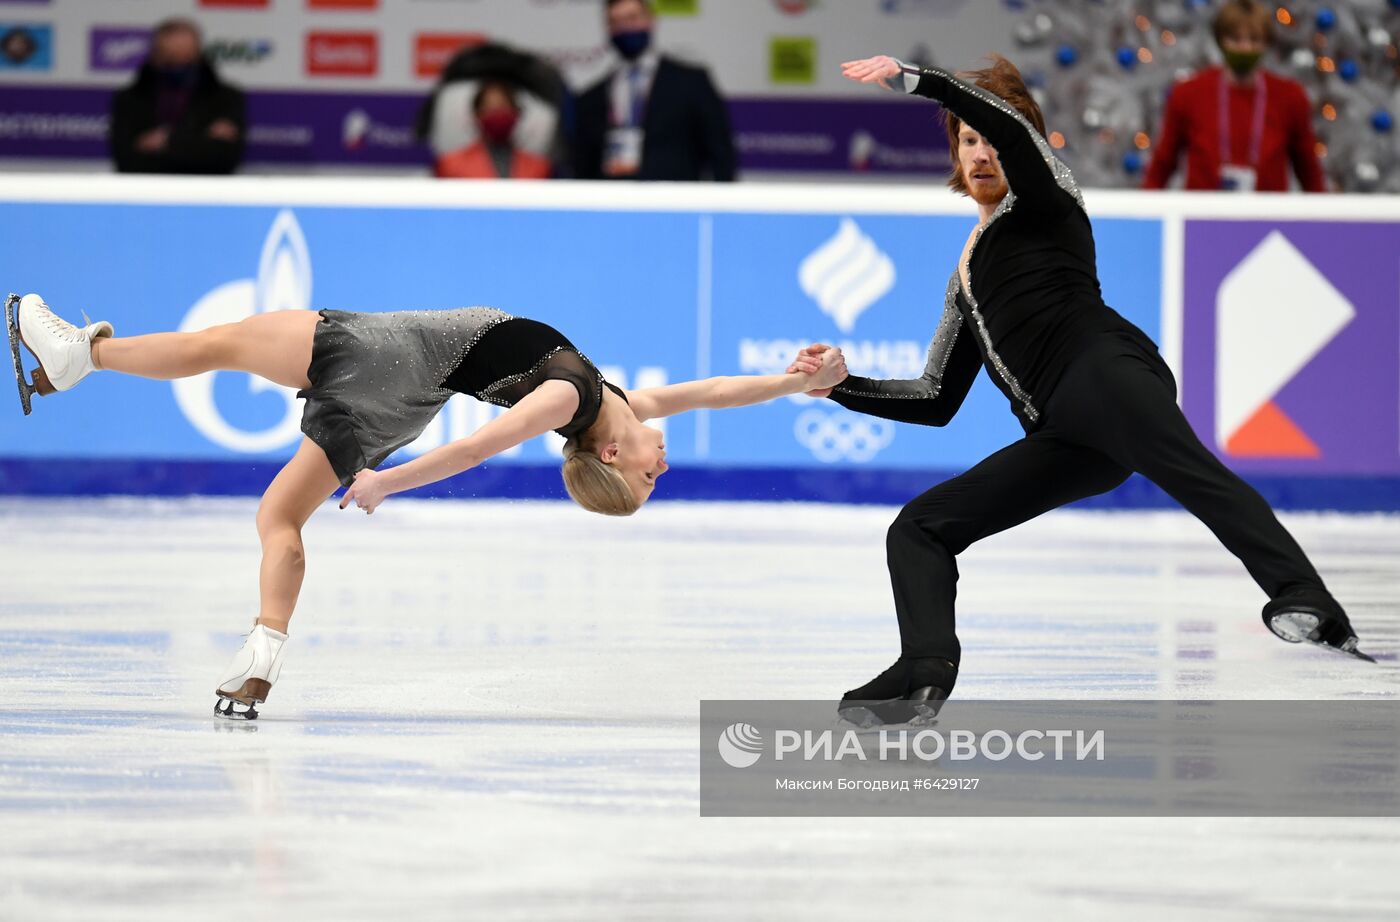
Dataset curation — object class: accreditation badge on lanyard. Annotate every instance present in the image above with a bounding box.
[1218,71,1267,192]
[604,66,648,177]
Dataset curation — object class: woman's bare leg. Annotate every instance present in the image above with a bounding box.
[254,437,342,633]
[91,309,321,390]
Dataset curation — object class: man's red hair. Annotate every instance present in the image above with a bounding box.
[944,55,1047,196]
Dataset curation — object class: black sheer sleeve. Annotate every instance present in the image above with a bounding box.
[828,296,981,427]
[899,62,1079,215]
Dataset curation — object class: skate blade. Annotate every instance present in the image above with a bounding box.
[1270,612,1377,663]
[4,293,35,417]
[1313,637,1378,664]
[837,691,944,729]
[214,697,259,720]
[837,705,881,729]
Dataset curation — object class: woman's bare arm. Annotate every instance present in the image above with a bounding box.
[340,379,579,513]
[627,348,847,421]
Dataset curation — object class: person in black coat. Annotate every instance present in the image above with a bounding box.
[572,0,735,182]
[110,18,245,175]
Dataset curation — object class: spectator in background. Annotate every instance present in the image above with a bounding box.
[1143,0,1324,192]
[573,0,736,181]
[110,18,245,175]
[436,80,552,179]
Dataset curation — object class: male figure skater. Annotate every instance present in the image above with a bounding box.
[796,54,1372,726]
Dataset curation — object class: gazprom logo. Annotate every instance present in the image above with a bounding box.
[1215,231,1354,458]
[798,218,896,333]
[172,210,311,453]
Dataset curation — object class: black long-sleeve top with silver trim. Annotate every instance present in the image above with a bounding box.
[829,63,1154,431]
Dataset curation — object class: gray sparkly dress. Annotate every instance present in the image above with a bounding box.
[298,308,621,486]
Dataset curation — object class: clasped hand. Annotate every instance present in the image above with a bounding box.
[788,344,848,397]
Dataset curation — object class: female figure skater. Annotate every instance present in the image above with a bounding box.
[797,53,1373,726]
[7,293,848,718]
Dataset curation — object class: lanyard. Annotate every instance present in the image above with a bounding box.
[1218,70,1267,167]
[611,64,650,128]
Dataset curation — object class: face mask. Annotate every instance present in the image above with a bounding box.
[1224,49,1263,77]
[477,109,519,145]
[157,64,199,88]
[610,30,651,61]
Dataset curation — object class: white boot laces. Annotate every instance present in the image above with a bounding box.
[37,303,84,345]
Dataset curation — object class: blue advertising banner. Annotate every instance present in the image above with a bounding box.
[5,183,1397,510]
[0,198,1161,490]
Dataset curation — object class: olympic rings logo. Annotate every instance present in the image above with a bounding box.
[793,409,895,463]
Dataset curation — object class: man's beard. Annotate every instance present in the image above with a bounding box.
[965,171,1009,206]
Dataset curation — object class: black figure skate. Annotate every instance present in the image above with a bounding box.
[1263,589,1376,663]
[837,656,957,728]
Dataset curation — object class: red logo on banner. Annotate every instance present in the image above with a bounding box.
[414,33,486,79]
[308,0,379,8]
[306,31,378,76]
[200,0,271,7]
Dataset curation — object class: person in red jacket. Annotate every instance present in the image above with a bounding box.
[435,79,551,180]
[1144,0,1325,192]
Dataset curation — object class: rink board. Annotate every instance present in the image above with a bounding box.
[0,179,1396,509]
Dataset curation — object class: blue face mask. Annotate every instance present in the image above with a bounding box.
[157,64,199,88]
[610,29,651,61]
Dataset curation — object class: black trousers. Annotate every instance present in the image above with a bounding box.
[889,334,1327,662]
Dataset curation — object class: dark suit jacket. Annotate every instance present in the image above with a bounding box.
[573,55,735,181]
[110,57,246,175]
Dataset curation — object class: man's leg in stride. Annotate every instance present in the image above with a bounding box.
[1054,346,1367,652]
[856,433,1129,704]
[1062,349,1326,602]
[92,309,320,390]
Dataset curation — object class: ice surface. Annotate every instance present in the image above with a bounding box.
[1,497,1397,920]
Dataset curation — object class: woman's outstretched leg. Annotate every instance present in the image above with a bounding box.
[215,437,340,720]
[12,294,320,408]
[92,309,320,390]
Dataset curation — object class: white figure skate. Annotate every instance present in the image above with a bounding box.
[215,624,288,720]
[5,292,112,415]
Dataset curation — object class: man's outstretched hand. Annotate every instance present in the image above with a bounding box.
[841,55,902,90]
[788,342,842,398]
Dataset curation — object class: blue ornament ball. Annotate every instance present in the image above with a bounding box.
[1055,44,1078,68]
[1338,59,1359,82]
[1315,8,1337,32]
[1372,109,1394,133]
[1116,47,1137,70]
[1122,152,1143,174]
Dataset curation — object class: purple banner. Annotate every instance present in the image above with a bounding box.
[1182,220,1400,475]
[89,27,150,73]
[0,84,431,166]
[0,85,109,157]
[731,96,950,175]
[246,90,428,166]
[0,83,949,175]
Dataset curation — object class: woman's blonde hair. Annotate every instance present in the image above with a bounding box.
[561,426,640,516]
